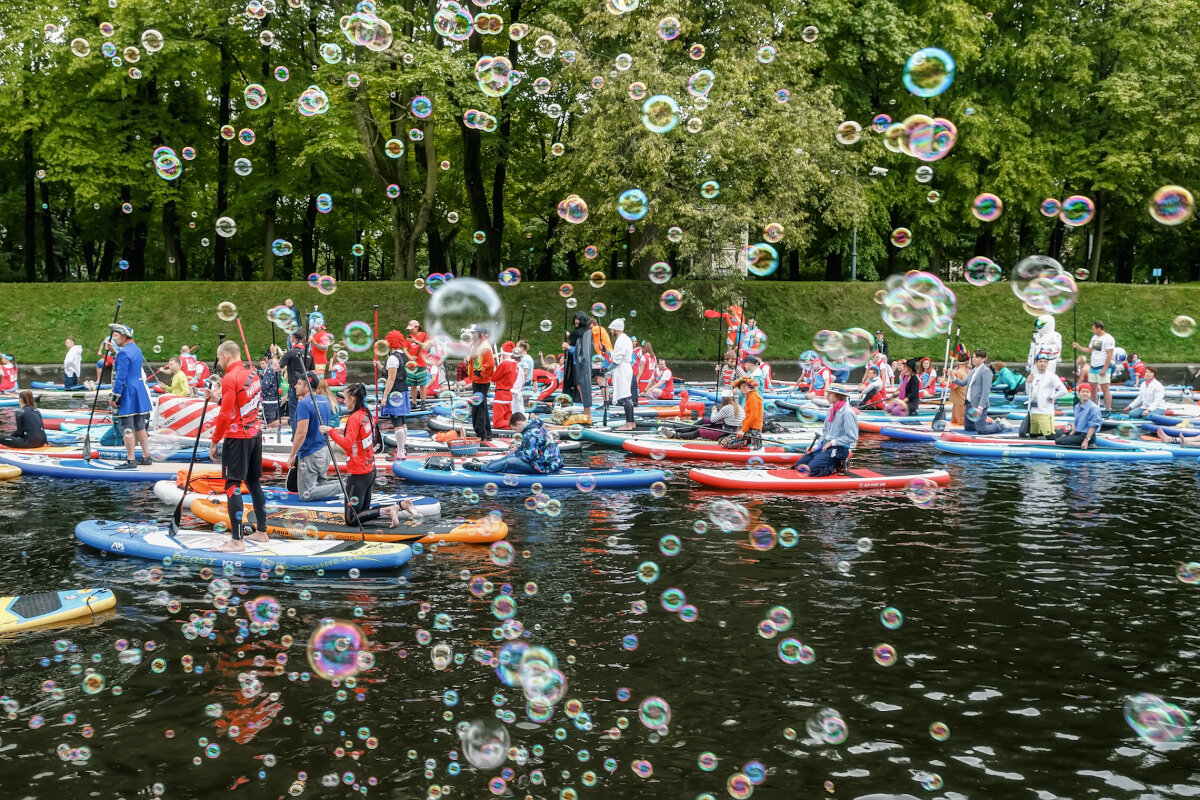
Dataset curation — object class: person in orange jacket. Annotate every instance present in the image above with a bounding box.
[464,326,495,440]
[491,342,519,431]
[720,376,763,449]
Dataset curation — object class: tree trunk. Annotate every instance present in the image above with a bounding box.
[824,251,843,281]
[40,180,57,281]
[24,130,37,281]
[1113,236,1134,284]
[302,190,317,276]
[240,253,254,281]
[213,47,232,282]
[1047,220,1065,261]
[130,215,148,280]
[1087,199,1105,280]
[98,240,115,282]
[82,240,96,280]
[405,125,438,280]
[788,249,800,280]
[537,213,558,281]
[263,200,277,280]
[162,200,185,280]
[261,19,277,281]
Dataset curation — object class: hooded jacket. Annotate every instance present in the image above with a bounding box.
[1026,314,1063,374]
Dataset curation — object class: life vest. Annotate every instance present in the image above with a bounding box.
[860,381,887,410]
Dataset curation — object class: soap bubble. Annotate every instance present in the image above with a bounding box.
[217,301,238,322]
[641,95,680,134]
[557,195,589,224]
[425,277,505,359]
[890,228,912,248]
[617,189,649,221]
[806,708,847,744]
[1148,185,1194,226]
[836,120,862,145]
[741,243,779,277]
[965,256,1001,286]
[1171,315,1196,338]
[460,719,511,770]
[1124,693,1192,743]
[1040,198,1061,217]
[903,48,956,97]
[1011,255,1077,315]
[972,193,1003,222]
[878,271,957,339]
[658,17,680,40]
[306,621,369,680]
[802,25,819,42]
[1060,195,1095,227]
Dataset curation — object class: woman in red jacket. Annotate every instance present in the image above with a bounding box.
[319,383,417,528]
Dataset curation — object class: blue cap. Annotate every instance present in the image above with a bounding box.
[109,323,133,338]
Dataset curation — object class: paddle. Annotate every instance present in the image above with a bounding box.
[235,316,253,368]
[659,421,813,452]
[930,324,960,432]
[170,334,223,533]
[372,305,380,410]
[83,298,122,462]
[516,305,527,343]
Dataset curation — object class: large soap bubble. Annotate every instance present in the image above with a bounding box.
[1011,255,1077,315]
[425,277,506,359]
[460,719,511,770]
[877,271,957,339]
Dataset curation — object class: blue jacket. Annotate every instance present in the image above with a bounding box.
[818,404,859,449]
[111,342,152,416]
[1073,400,1102,436]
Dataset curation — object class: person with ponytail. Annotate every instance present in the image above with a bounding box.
[320,382,418,527]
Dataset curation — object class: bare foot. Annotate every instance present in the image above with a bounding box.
[617,424,637,431]
[218,540,246,553]
[1158,429,1175,444]
[385,504,401,528]
[246,531,270,544]
[400,500,418,518]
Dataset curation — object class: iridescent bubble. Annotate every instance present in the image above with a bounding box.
[657,17,680,40]
[1148,185,1194,226]
[880,607,904,629]
[589,271,607,289]
[700,180,720,199]
[1040,198,1061,217]
[727,773,753,798]
[1060,195,1095,227]
[806,708,847,744]
[903,47,956,97]
[557,194,589,224]
[964,256,1001,286]
[648,262,672,284]
[836,120,862,145]
[688,43,706,60]
[741,243,779,277]
[307,621,369,680]
[890,228,912,248]
[687,69,715,97]
[244,83,267,109]
[1011,255,1077,315]
[801,25,819,42]
[929,721,950,741]
[637,561,660,583]
[972,193,1003,222]
[533,34,556,58]
[1176,562,1200,583]
[461,718,511,769]
[775,88,791,103]
[906,476,938,507]
[873,113,893,133]
[638,697,671,730]
[1172,316,1196,338]
[641,95,680,134]
[879,270,957,339]
[617,189,649,221]
[667,226,683,243]
[659,290,683,311]
[763,223,784,243]
[873,643,898,666]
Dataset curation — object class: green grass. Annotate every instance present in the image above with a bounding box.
[4,280,1198,366]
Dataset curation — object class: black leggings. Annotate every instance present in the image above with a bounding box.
[618,397,635,424]
[0,435,44,448]
[344,471,380,526]
[574,367,592,411]
[225,479,266,540]
[470,382,493,440]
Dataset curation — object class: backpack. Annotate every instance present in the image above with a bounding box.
[591,324,613,365]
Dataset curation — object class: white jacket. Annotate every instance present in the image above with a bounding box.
[1127,378,1165,413]
[1026,314,1063,375]
[1026,369,1067,415]
[610,333,634,402]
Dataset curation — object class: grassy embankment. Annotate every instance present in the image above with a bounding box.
[4,280,1198,365]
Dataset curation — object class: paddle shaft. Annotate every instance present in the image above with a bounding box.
[235,317,253,368]
[516,305,526,343]
[931,324,960,429]
[83,298,123,460]
[315,399,367,541]
[663,421,813,451]
[172,335,223,529]
[372,305,380,409]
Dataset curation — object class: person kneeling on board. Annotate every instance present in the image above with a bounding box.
[1053,384,1102,449]
[320,382,418,528]
[0,391,46,449]
[465,413,563,475]
[792,387,858,476]
[719,377,763,449]
[285,372,340,501]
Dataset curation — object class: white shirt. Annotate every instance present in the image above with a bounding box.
[1026,369,1067,415]
[1128,378,1165,413]
[1089,332,1115,370]
[64,344,83,375]
[610,332,634,402]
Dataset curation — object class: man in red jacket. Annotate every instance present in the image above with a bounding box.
[491,342,519,430]
[206,341,269,553]
[464,326,495,440]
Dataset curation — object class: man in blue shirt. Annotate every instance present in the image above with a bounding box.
[284,372,339,499]
[106,324,154,469]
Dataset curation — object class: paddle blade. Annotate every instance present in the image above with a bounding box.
[285,468,298,494]
[702,309,719,318]
[930,419,947,432]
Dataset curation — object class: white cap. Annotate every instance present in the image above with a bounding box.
[609,318,625,332]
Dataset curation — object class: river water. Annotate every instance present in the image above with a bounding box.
[0,388,1197,799]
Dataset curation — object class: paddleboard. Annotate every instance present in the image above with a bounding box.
[0,588,117,633]
[392,458,666,489]
[933,439,1174,461]
[74,520,413,571]
[0,453,180,481]
[190,501,506,544]
[689,466,952,492]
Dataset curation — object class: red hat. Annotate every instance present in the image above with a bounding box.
[501,341,515,353]
[385,330,405,350]
[1077,382,1093,394]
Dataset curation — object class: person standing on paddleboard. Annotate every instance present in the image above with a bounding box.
[206,340,269,553]
[107,324,154,469]
[279,331,312,432]
[1072,321,1115,416]
[608,318,636,432]
[63,338,82,389]
[464,325,496,441]
[1025,352,1068,439]
[285,372,339,501]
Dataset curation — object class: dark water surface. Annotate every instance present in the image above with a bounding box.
[0,404,1198,799]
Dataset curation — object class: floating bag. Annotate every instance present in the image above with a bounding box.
[424,456,455,471]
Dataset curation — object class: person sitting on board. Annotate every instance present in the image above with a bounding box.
[805,355,835,401]
[326,353,348,387]
[206,340,269,553]
[284,372,340,501]
[0,390,46,449]
[916,356,938,399]
[719,377,763,449]
[954,349,1008,435]
[1024,352,1068,439]
[1054,383,1102,449]
[156,357,192,397]
[792,387,858,476]
[646,358,676,401]
[465,413,564,475]
[857,366,887,411]
[896,359,921,416]
[106,324,154,468]
[320,382,417,528]
[1124,353,1147,387]
[1124,365,1165,420]
[664,390,742,440]
[991,361,1026,402]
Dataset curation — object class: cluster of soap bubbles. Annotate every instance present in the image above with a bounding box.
[557,195,589,224]
[1011,255,1078,315]
[806,708,848,744]
[341,10,393,51]
[1124,693,1192,743]
[475,56,514,98]
[812,328,874,367]
[881,114,958,162]
[463,108,498,132]
[965,256,1002,286]
[875,271,957,339]
[268,304,301,334]
[153,147,182,181]
[434,2,475,41]
[297,86,330,117]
